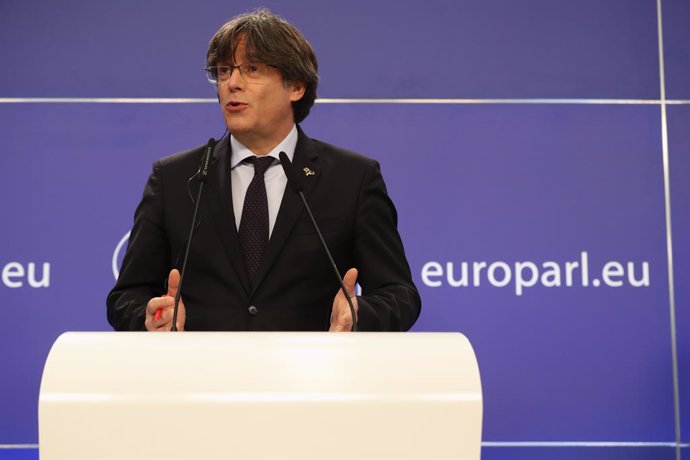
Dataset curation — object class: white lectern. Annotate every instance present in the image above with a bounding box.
[39,332,482,459]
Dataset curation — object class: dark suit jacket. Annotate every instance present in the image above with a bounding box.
[107,128,421,331]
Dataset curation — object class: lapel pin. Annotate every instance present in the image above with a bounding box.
[303,167,316,177]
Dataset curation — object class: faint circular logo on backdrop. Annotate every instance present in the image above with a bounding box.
[112,230,131,280]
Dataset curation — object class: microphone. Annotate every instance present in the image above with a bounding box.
[170,137,217,331]
[278,151,358,332]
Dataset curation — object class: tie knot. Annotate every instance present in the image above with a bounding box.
[246,156,275,176]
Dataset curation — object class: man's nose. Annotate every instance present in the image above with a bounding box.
[226,66,244,89]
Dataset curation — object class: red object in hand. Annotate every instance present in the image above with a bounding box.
[155,294,170,321]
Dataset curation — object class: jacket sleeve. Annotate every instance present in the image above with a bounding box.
[107,161,171,331]
[352,160,421,331]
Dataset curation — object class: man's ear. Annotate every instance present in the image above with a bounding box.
[289,81,306,102]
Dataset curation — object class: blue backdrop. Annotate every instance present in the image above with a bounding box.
[1,1,688,459]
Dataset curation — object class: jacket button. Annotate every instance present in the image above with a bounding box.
[248,305,258,315]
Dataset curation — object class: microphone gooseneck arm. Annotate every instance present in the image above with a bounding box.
[171,138,216,331]
[278,151,358,332]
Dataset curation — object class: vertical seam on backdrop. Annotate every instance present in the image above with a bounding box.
[657,0,682,458]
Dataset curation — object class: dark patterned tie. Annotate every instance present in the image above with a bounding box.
[239,156,275,289]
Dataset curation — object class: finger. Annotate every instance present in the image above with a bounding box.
[167,269,181,298]
[341,268,358,298]
[153,305,180,330]
[146,296,174,315]
[152,320,172,332]
[329,315,350,332]
[330,310,353,332]
[154,293,172,321]
[146,306,173,331]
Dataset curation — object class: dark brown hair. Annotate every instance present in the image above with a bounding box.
[207,9,319,123]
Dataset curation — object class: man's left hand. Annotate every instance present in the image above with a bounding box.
[329,268,358,332]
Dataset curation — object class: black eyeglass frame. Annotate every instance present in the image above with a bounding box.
[204,63,279,84]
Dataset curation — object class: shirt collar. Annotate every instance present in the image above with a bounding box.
[230,125,298,169]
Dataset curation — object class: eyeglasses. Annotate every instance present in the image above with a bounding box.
[205,63,276,84]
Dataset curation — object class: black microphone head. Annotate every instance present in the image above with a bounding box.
[198,138,216,183]
[279,151,305,193]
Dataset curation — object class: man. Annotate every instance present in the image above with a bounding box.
[107,9,420,332]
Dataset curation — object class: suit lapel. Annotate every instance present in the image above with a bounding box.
[251,130,321,294]
[207,136,251,294]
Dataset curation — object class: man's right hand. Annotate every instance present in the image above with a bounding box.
[145,269,186,331]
